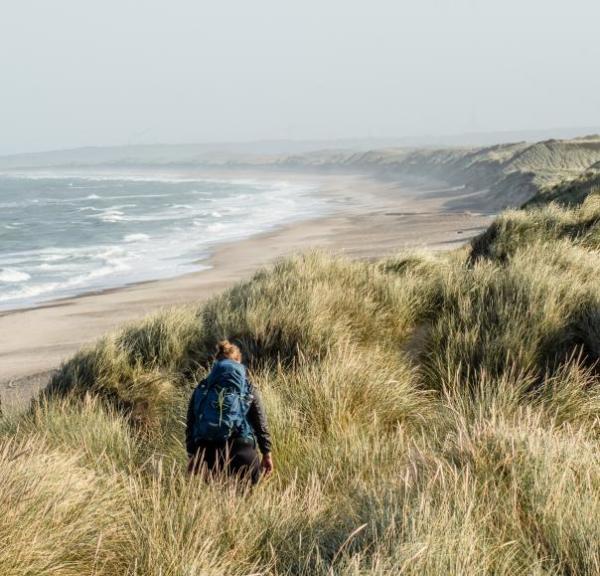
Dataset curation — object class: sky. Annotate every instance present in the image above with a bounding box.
[1,0,600,155]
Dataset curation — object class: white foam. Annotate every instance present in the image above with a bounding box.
[0,282,60,302]
[42,254,69,262]
[0,268,31,283]
[95,193,169,200]
[206,223,227,233]
[0,172,329,309]
[96,246,126,260]
[73,263,131,283]
[96,209,125,223]
[124,233,150,242]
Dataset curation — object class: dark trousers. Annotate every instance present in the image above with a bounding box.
[188,437,261,485]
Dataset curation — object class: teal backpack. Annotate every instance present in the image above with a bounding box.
[190,359,253,444]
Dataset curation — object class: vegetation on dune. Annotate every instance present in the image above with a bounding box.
[3,185,600,573]
[287,136,600,209]
[526,169,600,208]
[472,195,600,260]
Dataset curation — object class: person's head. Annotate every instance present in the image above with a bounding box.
[215,339,242,363]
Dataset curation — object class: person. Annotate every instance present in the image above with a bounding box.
[186,339,273,484]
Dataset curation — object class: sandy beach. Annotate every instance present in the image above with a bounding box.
[0,170,493,405]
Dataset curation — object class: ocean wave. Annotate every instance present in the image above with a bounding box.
[90,208,129,223]
[0,260,132,304]
[229,194,251,202]
[0,282,61,302]
[108,210,196,223]
[96,245,126,259]
[0,268,31,283]
[87,193,170,200]
[38,263,60,271]
[100,211,125,223]
[78,263,131,281]
[0,172,328,309]
[205,223,227,233]
[42,254,70,262]
[124,233,150,242]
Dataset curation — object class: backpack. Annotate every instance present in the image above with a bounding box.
[190,359,253,444]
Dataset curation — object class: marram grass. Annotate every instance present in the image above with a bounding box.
[2,201,600,574]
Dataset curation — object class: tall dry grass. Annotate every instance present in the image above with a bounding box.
[2,201,600,574]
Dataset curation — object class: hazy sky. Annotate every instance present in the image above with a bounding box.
[1,0,600,155]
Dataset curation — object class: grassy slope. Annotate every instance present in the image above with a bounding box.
[525,169,600,208]
[3,168,600,573]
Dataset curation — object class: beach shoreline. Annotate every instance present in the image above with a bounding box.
[0,169,494,405]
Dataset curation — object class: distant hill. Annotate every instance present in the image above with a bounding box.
[279,136,600,209]
[3,135,600,210]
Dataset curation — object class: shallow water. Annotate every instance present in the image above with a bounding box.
[0,170,325,309]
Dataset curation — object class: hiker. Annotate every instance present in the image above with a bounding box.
[186,339,273,484]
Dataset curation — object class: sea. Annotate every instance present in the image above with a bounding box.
[0,170,327,310]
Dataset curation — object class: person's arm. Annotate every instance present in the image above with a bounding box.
[247,381,274,475]
[185,388,197,457]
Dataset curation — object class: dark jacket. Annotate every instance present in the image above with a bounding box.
[186,378,272,456]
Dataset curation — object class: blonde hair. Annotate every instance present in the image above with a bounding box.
[215,339,242,361]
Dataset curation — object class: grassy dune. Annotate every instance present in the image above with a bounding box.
[2,189,600,574]
[284,136,600,209]
[526,170,600,208]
